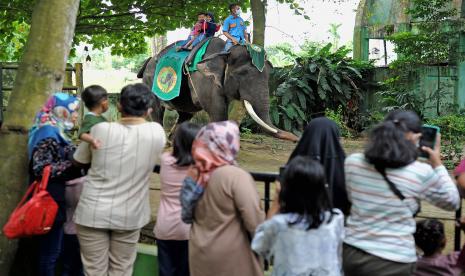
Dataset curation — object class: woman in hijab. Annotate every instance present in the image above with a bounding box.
[27,93,84,275]
[181,121,265,276]
[288,117,350,215]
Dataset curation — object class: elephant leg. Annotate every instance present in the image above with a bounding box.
[199,91,228,122]
[168,111,194,140]
[150,97,165,125]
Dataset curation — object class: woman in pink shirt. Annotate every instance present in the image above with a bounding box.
[154,122,200,276]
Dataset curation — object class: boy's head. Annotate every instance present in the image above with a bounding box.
[119,83,154,117]
[229,4,240,15]
[414,219,446,256]
[81,85,108,113]
[197,12,206,22]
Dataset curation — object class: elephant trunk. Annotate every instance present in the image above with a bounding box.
[243,100,299,142]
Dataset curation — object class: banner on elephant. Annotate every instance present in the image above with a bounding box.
[152,47,190,101]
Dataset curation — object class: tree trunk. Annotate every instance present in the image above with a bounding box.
[0,0,79,273]
[250,0,266,46]
[151,34,168,56]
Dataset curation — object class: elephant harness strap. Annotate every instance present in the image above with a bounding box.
[183,65,201,106]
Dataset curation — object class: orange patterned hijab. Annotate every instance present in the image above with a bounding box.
[192,121,240,187]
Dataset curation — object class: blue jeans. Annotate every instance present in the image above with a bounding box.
[224,40,234,52]
[191,33,206,48]
[62,234,84,276]
[157,239,189,276]
[37,223,64,276]
[224,38,244,52]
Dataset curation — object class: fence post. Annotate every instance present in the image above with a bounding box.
[264,180,270,215]
[74,63,83,95]
[455,201,462,251]
[74,63,84,122]
[0,63,3,128]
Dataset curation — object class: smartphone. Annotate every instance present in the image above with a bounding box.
[419,125,440,158]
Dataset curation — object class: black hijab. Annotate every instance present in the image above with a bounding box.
[288,117,350,215]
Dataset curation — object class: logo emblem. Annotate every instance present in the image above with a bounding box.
[157,67,177,93]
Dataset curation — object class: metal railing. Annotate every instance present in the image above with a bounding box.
[152,165,463,251]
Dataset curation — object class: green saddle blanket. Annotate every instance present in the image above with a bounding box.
[152,40,210,101]
[246,44,266,72]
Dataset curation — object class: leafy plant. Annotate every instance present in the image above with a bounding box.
[325,107,353,138]
[267,43,373,135]
[426,114,465,169]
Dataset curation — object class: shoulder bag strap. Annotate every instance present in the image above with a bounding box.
[38,165,52,191]
[374,164,405,201]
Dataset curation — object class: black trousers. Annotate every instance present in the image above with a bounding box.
[343,243,416,276]
[156,239,189,276]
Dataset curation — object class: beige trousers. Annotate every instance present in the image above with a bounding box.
[76,224,140,276]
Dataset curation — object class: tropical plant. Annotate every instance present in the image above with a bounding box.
[327,23,342,51]
[271,43,373,135]
[241,42,374,135]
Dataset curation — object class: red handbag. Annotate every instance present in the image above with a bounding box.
[3,165,58,239]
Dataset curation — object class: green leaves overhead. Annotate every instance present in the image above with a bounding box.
[0,0,248,58]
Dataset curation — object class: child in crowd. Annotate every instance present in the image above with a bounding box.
[179,13,206,51]
[78,85,109,148]
[154,122,201,276]
[414,219,465,276]
[252,156,344,276]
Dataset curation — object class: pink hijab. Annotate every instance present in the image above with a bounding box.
[192,121,240,187]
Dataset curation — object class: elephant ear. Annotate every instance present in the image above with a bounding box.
[197,53,229,88]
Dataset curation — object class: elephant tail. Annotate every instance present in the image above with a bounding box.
[137,57,152,79]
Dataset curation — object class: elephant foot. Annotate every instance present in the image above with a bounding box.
[274,130,299,142]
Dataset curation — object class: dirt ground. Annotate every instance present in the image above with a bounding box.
[144,134,463,253]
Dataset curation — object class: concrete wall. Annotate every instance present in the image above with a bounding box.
[354,0,465,116]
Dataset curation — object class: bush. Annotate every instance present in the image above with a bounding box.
[245,43,374,136]
[426,114,465,169]
[325,107,353,138]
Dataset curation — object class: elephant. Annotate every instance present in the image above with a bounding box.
[137,37,298,142]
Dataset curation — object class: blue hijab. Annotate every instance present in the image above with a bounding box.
[28,93,80,159]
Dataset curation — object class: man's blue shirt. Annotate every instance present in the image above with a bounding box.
[222,15,246,41]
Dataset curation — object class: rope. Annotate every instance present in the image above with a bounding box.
[183,65,200,105]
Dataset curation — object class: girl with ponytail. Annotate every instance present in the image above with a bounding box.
[343,110,460,276]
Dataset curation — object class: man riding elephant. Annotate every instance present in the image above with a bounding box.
[223,3,249,52]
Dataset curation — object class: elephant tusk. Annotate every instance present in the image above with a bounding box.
[243,100,279,134]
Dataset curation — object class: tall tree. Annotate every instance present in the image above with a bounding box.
[251,0,266,46]
[0,0,249,59]
[0,0,79,272]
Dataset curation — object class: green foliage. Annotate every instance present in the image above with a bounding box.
[0,0,249,59]
[325,107,353,138]
[111,53,147,73]
[382,0,460,117]
[265,43,296,67]
[242,42,373,135]
[0,20,29,61]
[426,114,465,169]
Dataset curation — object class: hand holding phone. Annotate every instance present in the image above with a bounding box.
[420,131,442,168]
[419,125,440,158]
